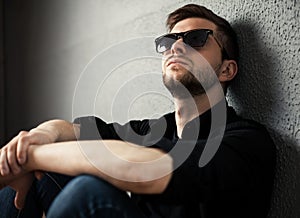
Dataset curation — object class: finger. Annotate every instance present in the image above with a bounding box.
[16,136,30,165]
[16,131,30,164]
[13,174,33,209]
[34,171,45,180]
[0,148,10,175]
[14,187,29,209]
[17,130,46,164]
[4,134,20,149]
[1,135,19,171]
[0,133,25,175]
[7,143,22,175]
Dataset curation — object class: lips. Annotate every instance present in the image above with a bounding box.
[166,58,189,67]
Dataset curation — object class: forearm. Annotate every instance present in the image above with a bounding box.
[25,141,85,176]
[33,119,80,142]
[0,119,80,177]
[25,140,172,193]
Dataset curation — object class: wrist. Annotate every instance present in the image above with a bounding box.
[22,145,39,172]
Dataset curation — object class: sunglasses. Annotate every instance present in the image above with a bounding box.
[155,29,228,59]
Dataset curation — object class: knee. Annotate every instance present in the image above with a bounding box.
[0,187,18,217]
[47,175,126,217]
[63,174,116,196]
[51,175,109,203]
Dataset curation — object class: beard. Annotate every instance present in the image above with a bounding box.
[163,64,219,99]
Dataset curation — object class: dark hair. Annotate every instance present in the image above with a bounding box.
[167,4,239,63]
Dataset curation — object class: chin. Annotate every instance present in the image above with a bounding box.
[166,66,189,81]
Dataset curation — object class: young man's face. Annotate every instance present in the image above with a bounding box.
[161,18,225,98]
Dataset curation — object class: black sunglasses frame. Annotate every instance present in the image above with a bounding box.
[155,29,229,59]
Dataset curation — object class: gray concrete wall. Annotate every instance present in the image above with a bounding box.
[4,0,300,217]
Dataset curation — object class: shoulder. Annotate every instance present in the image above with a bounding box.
[223,108,276,161]
[225,106,272,140]
[226,112,273,143]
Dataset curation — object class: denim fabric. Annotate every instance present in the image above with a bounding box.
[47,175,145,218]
[0,173,72,218]
[0,174,145,218]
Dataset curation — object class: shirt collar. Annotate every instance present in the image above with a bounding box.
[179,100,236,139]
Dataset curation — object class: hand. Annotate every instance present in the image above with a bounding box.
[0,172,34,209]
[9,173,34,209]
[0,128,57,176]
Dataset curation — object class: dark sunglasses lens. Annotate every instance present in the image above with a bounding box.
[155,30,210,53]
[156,35,177,53]
[185,30,208,47]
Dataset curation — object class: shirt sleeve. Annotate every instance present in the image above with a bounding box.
[73,116,120,140]
[73,116,152,143]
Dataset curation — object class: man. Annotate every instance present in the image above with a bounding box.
[0,4,276,218]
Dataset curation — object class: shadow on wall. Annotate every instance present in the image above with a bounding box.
[228,20,300,218]
[228,20,276,120]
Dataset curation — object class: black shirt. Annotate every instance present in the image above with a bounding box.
[74,102,276,218]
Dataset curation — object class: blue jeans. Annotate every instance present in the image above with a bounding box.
[0,174,145,218]
[0,173,72,218]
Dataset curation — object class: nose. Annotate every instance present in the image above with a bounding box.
[170,38,187,55]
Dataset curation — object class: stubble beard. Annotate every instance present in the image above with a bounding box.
[163,65,218,99]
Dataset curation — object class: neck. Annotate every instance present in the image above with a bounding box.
[174,84,225,138]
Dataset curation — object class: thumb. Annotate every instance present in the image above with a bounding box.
[14,190,27,209]
[13,176,33,209]
[14,186,30,209]
[34,170,45,180]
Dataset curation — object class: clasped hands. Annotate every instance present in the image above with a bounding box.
[0,128,56,209]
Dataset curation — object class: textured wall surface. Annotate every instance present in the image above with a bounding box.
[225,1,300,217]
[5,0,299,217]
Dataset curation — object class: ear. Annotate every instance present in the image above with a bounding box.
[218,60,238,83]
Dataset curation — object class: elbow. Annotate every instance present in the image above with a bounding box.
[124,158,173,194]
[138,174,172,194]
[125,172,172,194]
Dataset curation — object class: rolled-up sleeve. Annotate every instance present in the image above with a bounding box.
[73,116,120,140]
[73,116,152,143]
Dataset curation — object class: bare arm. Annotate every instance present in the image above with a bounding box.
[0,119,79,175]
[24,140,173,194]
[0,119,81,208]
[33,119,80,142]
